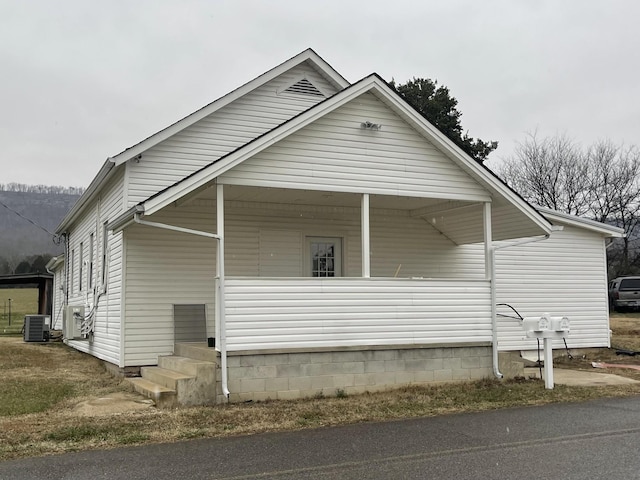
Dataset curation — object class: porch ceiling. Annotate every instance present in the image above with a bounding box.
[195,184,457,211]
[189,185,547,244]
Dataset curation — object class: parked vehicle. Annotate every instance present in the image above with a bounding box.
[609,276,640,312]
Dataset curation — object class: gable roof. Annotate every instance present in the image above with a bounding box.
[136,73,552,239]
[56,49,349,233]
[109,48,349,167]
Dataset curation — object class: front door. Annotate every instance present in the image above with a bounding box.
[307,237,342,277]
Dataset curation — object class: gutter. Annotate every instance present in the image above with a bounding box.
[491,233,552,378]
[132,212,230,400]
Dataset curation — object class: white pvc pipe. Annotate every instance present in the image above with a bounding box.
[483,203,502,379]
[217,184,230,400]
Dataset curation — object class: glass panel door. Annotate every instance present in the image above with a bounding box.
[307,237,342,277]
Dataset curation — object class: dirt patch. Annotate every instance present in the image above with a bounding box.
[69,392,156,417]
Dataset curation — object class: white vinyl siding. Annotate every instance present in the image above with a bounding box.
[126,63,338,206]
[122,199,487,365]
[123,205,217,366]
[493,223,611,350]
[65,169,125,366]
[51,263,65,330]
[223,201,484,279]
[219,92,489,202]
[224,278,491,351]
[259,229,303,276]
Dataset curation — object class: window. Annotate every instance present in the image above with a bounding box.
[307,237,342,277]
[79,242,83,291]
[89,233,94,289]
[620,278,640,290]
[70,249,75,295]
[102,222,108,287]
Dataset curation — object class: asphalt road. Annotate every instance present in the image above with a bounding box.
[2,396,640,479]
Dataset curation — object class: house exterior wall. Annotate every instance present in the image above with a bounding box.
[50,262,65,330]
[122,199,487,366]
[492,222,611,350]
[65,169,125,366]
[219,92,490,202]
[226,200,483,278]
[123,205,217,366]
[126,63,339,207]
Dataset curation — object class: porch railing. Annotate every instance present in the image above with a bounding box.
[224,277,491,351]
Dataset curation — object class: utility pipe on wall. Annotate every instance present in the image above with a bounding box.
[216,183,230,400]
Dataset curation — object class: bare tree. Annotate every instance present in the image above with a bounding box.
[498,133,591,216]
[496,133,640,277]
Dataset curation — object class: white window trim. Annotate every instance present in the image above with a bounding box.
[305,236,343,278]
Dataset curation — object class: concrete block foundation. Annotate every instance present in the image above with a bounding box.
[222,343,493,403]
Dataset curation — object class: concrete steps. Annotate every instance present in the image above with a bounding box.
[128,377,178,409]
[174,342,218,363]
[127,344,218,408]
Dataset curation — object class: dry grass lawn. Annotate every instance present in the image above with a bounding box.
[0,288,38,336]
[1,313,640,462]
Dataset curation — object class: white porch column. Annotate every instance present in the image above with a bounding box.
[483,202,492,280]
[361,193,370,278]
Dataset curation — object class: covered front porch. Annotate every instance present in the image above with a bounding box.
[126,182,548,346]
[122,180,550,402]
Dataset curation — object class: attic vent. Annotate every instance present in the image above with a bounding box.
[284,78,325,97]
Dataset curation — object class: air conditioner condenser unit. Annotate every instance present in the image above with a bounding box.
[23,315,51,342]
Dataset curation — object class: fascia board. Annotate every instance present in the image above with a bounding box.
[144,76,381,215]
[111,49,349,167]
[537,206,625,237]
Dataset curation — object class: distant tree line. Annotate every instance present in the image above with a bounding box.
[0,183,85,195]
[0,254,53,275]
[0,183,81,276]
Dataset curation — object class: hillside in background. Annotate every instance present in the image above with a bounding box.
[0,185,83,272]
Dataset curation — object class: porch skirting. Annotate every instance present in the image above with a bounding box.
[220,343,493,403]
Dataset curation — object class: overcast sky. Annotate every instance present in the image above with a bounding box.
[2,0,639,187]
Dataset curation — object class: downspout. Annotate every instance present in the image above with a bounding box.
[491,233,552,378]
[216,184,230,400]
[132,212,230,400]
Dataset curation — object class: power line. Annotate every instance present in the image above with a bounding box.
[0,199,55,237]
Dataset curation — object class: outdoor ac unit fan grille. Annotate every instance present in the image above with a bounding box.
[24,315,49,342]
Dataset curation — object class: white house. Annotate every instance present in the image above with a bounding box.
[49,49,622,405]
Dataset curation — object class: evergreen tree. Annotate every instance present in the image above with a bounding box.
[391,78,497,163]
